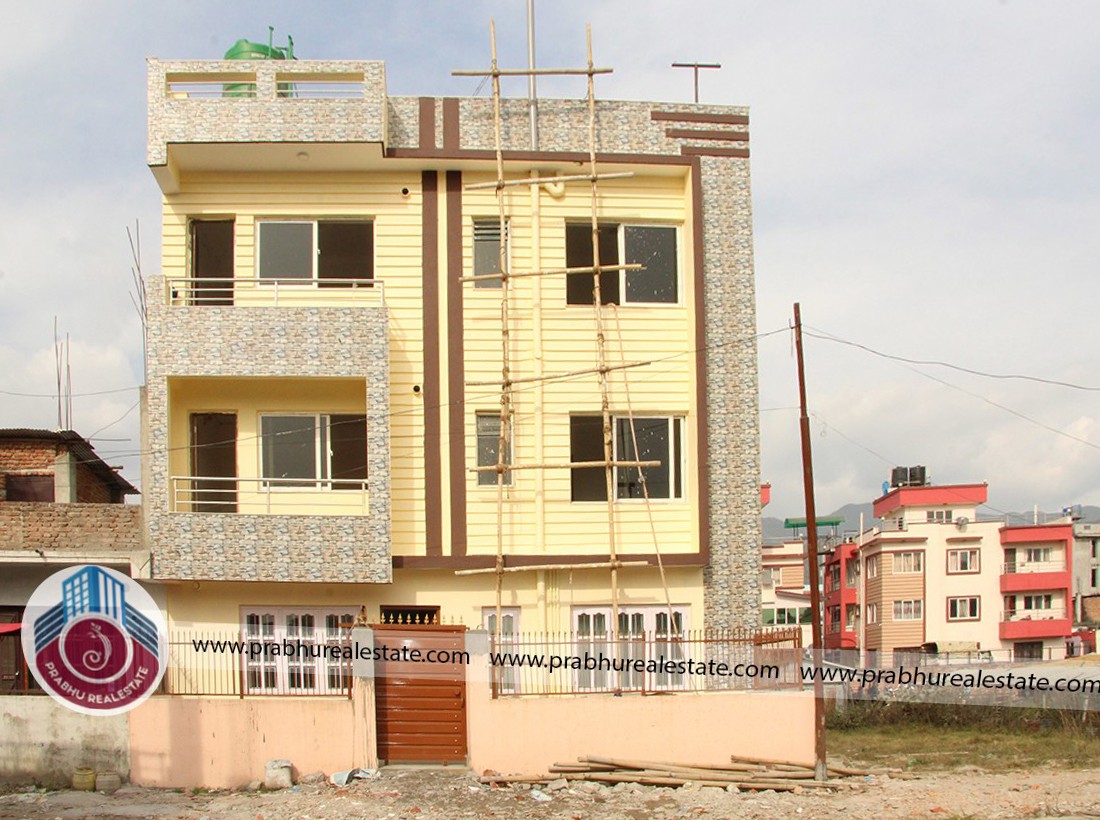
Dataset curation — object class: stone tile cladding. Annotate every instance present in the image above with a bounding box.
[144,275,391,583]
[147,60,387,165]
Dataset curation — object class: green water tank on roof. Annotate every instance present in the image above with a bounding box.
[222,29,295,97]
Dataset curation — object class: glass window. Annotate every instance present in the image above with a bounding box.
[473,219,507,288]
[615,417,682,500]
[566,222,679,305]
[476,412,512,486]
[257,220,373,284]
[261,414,367,489]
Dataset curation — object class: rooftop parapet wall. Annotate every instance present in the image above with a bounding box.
[147,59,748,163]
[147,59,388,166]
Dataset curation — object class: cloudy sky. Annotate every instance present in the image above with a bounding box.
[2,1,1098,519]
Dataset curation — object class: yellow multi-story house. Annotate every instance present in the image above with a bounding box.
[138,54,766,767]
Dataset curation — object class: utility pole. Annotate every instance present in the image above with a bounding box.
[671,62,721,103]
[793,302,827,781]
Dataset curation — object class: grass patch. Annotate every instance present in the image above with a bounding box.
[828,702,1100,771]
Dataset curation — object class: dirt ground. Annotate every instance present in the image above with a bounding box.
[4,765,1100,820]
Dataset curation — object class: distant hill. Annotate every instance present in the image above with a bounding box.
[763,502,1100,542]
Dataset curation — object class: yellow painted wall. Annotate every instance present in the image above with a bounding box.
[163,567,705,635]
[458,171,697,557]
[167,376,368,515]
[161,172,425,554]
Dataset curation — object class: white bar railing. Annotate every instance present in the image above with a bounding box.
[1001,561,1067,574]
[165,277,384,307]
[1000,607,1067,623]
[171,475,369,516]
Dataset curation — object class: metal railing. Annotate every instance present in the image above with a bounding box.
[165,277,384,307]
[165,631,352,698]
[165,72,367,101]
[1001,560,1067,574]
[1000,607,1067,622]
[488,627,803,698]
[170,475,369,516]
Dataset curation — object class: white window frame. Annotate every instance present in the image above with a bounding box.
[565,222,683,307]
[1023,594,1053,611]
[572,605,690,691]
[947,549,980,574]
[240,607,356,695]
[1025,547,1053,564]
[865,555,879,579]
[471,218,510,289]
[947,596,980,621]
[256,219,374,284]
[892,599,923,621]
[614,416,685,502]
[482,606,520,694]
[866,603,878,624]
[475,412,513,487]
[893,551,924,574]
[926,509,953,523]
[259,413,367,491]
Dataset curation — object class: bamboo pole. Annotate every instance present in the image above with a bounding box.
[465,359,651,387]
[488,20,511,649]
[453,66,613,77]
[460,262,642,285]
[469,460,660,473]
[465,171,634,190]
[454,560,651,576]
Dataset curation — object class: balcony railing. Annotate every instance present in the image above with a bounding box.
[1001,561,1067,574]
[170,475,369,516]
[165,71,369,101]
[1000,607,1066,623]
[165,277,384,307]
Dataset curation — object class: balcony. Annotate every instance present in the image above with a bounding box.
[165,277,385,308]
[148,60,388,184]
[170,476,370,516]
[999,561,1070,594]
[999,608,1071,641]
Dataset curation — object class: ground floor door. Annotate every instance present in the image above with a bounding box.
[1014,641,1044,661]
[372,624,467,764]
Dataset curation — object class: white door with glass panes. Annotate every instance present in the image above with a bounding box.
[241,608,356,695]
[572,606,689,692]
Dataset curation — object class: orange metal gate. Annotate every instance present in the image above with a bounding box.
[372,624,467,764]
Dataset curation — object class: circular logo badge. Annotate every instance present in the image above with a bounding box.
[21,565,167,716]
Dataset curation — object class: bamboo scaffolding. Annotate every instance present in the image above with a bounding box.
[465,359,651,387]
[464,171,634,191]
[459,261,642,285]
[453,66,613,77]
[459,24,636,664]
[470,460,660,473]
[454,560,650,577]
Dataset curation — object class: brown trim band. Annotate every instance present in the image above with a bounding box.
[446,170,467,557]
[393,552,706,570]
[422,171,442,556]
[387,147,693,166]
[681,146,750,159]
[651,111,750,126]
[690,158,710,567]
[418,97,436,151]
[665,128,750,142]
[442,98,461,151]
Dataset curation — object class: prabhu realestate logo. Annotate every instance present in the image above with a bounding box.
[21,565,167,715]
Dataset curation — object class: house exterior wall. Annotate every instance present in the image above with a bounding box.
[144,57,761,631]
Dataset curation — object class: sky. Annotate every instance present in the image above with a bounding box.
[1,1,1099,519]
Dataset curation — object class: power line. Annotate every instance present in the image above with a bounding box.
[803,326,1100,393]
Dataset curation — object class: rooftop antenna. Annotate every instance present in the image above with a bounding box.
[54,317,63,429]
[671,61,721,103]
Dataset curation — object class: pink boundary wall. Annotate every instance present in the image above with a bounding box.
[467,687,816,774]
[130,693,374,789]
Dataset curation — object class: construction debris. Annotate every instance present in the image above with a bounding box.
[478,755,896,793]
